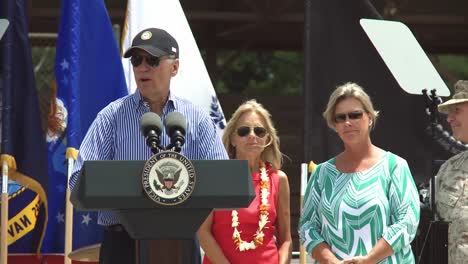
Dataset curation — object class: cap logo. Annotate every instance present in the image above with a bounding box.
[141,31,152,40]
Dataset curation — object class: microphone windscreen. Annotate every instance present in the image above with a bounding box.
[165,112,187,135]
[140,112,163,136]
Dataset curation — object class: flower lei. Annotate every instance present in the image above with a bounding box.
[231,162,270,251]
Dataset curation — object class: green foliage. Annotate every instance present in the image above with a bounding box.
[437,54,468,91]
[437,54,468,79]
[31,46,56,132]
[213,50,302,95]
[31,46,56,91]
[31,44,468,99]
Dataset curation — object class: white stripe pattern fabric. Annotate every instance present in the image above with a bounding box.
[70,91,228,225]
[299,152,420,263]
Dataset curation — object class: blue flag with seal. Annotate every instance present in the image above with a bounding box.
[0,0,49,255]
[42,0,128,253]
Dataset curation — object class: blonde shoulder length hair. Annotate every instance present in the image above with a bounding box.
[222,99,283,170]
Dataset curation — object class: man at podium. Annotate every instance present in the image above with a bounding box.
[435,80,468,264]
[70,28,228,264]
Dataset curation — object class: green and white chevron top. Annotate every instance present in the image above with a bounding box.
[299,152,420,263]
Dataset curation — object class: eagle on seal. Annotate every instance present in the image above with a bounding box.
[154,167,182,191]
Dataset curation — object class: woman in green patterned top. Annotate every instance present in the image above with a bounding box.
[299,83,420,264]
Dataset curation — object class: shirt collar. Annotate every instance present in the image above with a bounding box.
[131,90,179,113]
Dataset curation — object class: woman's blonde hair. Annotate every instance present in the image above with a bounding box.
[222,99,283,170]
[323,82,380,129]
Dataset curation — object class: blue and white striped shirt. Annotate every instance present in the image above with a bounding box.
[70,91,228,225]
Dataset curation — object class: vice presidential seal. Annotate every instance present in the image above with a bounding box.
[142,151,196,206]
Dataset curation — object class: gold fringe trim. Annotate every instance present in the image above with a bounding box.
[66,148,79,160]
[1,154,17,170]
[308,160,317,174]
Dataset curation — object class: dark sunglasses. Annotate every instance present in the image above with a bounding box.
[334,110,365,123]
[236,126,268,138]
[130,54,161,68]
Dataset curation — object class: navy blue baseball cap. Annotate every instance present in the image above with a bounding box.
[123,28,179,58]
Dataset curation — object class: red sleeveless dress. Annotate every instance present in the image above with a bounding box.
[203,163,280,264]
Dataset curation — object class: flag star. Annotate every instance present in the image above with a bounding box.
[82,213,92,226]
[60,59,69,70]
[56,212,64,223]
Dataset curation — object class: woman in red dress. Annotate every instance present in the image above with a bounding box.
[197,100,292,264]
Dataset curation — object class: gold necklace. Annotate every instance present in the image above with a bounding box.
[231,163,270,251]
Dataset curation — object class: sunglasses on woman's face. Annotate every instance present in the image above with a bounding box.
[334,110,365,123]
[130,54,161,68]
[236,126,268,138]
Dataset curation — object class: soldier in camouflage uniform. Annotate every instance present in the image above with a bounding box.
[436,80,468,264]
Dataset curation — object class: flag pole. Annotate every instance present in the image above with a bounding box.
[299,163,308,264]
[300,161,317,264]
[1,159,9,264]
[64,154,75,264]
[0,20,8,262]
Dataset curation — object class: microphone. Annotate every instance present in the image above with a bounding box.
[140,112,164,154]
[165,112,187,152]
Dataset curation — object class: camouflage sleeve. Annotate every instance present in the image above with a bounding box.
[435,160,450,203]
[434,152,468,263]
[445,180,468,264]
